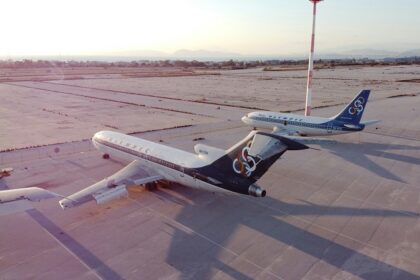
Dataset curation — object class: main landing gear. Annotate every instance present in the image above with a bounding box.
[145,182,157,191]
[102,154,110,159]
[144,181,171,191]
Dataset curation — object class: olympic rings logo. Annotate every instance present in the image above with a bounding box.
[348,97,365,115]
[232,141,261,177]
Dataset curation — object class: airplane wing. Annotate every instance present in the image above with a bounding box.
[0,187,64,203]
[0,160,163,211]
[272,127,299,136]
[60,160,163,208]
[0,187,67,216]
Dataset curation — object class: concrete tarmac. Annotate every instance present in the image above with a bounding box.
[0,66,420,279]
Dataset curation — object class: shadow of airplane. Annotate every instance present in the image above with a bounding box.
[26,209,124,280]
[158,186,420,280]
[297,138,420,184]
[2,139,419,280]
[1,178,419,279]
[0,181,124,280]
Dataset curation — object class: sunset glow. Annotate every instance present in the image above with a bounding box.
[1,0,419,57]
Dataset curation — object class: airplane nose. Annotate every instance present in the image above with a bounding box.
[241,116,250,124]
[92,132,101,148]
[93,131,102,140]
[91,137,98,149]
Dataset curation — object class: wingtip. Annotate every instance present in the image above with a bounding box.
[0,187,61,204]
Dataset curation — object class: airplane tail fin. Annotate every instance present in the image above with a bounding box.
[332,90,370,124]
[210,131,308,186]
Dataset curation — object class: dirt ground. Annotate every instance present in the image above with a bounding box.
[0,64,420,279]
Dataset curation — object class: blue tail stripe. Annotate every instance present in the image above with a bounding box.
[333,90,370,124]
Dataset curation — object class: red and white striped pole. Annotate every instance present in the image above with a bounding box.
[305,0,323,116]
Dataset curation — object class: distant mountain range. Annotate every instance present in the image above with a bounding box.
[104,48,420,61]
[315,49,420,59]
[105,49,245,60]
[4,48,420,62]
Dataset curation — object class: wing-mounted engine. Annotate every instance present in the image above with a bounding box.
[194,144,226,162]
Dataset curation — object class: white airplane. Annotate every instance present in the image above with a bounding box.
[0,130,308,210]
[242,90,380,137]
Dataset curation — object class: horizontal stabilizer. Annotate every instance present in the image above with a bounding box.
[256,132,309,151]
[344,124,362,129]
[361,120,381,126]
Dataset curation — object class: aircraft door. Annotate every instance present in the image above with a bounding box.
[178,166,186,181]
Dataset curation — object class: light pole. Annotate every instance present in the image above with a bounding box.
[305,0,323,116]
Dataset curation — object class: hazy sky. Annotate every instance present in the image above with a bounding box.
[1,0,419,57]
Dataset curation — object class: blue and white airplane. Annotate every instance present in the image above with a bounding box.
[242,90,380,137]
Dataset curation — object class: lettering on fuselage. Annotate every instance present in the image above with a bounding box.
[252,115,342,131]
[95,137,226,190]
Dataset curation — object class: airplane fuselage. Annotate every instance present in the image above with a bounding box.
[242,112,364,137]
[92,131,230,194]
